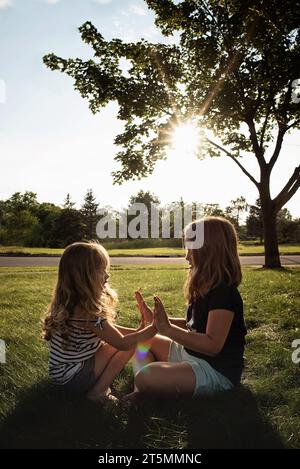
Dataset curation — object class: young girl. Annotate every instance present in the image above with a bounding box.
[131,217,247,398]
[42,241,156,403]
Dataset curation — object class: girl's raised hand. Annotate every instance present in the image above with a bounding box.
[153,296,171,335]
[135,291,153,326]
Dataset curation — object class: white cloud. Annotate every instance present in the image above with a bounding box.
[111,26,139,42]
[44,0,61,4]
[130,4,147,16]
[95,0,112,5]
[0,0,13,10]
[143,25,161,39]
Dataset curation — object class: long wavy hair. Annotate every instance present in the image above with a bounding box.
[184,217,242,302]
[42,241,117,342]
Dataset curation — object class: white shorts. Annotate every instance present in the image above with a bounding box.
[168,341,234,397]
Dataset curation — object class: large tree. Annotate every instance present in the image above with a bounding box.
[44,0,300,267]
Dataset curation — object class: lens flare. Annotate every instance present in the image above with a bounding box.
[136,342,151,361]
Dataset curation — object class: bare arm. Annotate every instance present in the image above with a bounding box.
[115,325,137,334]
[154,297,234,356]
[169,318,187,330]
[165,310,233,356]
[89,321,157,351]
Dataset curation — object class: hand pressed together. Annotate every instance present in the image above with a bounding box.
[135,291,154,326]
[153,296,172,335]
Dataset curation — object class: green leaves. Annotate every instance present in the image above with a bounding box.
[43,1,300,186]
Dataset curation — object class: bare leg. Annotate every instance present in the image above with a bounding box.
[123,335,173,401]
[86,343,135,402]
[135,362,196,397]
[148,334,173,361]
[130,334,172,375]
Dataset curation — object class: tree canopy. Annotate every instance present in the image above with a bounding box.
[44,0,300,187]
[43,0,300,266]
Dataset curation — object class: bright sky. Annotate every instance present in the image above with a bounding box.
[0,0,299,216]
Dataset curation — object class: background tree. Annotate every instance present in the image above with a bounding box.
[31,202,62,247]
[5,192,39,213]
[0,199,7,241]
[63,193,75,209]
[81,189,99,239]
[52,208,86,248]
[246,198,264,243]
[162,197,185,241]
[0,192,40,246]
[202,203,225,218]
[4,210,39,246]
[128,190,160,238]
[276,208,300,243]
[129,190,160,210]
[44,0,300,268]
[225,196,248,230]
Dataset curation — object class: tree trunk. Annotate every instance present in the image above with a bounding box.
[258,167,281,268]
[262,207,281,268]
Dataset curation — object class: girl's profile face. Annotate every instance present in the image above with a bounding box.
[102,270,109,285]
[185,249,194,268]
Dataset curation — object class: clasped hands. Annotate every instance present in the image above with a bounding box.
[135,291,171,335]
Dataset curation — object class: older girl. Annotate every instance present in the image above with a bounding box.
[132,217,247,398]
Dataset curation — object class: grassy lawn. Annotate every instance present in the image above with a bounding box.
[0,265,299,449]
[0,244,300,257]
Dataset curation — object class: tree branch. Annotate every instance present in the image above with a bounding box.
[273,165,300,210]
[247,119,266,168]
[259,102,272,149]
[286,118,300,131]
[268,80,295,170]
[206,138,260,188]
[268,125,286,171]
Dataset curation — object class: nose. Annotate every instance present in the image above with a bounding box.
[185,255,191,266]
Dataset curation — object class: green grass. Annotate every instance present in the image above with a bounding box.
[0,265,299,448]
[238,244,300,255]
[1,244,300,257]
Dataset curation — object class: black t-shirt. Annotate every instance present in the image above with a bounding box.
[185,282,247,385]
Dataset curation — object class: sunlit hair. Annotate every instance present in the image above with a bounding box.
[184,217,242,302]
[42,241,117,343]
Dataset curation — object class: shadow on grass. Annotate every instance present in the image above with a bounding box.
[0,380,283,449]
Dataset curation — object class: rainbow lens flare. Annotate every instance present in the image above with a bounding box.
[136,342,151,361]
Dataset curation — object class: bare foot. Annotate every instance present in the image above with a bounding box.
[87,387,119,404]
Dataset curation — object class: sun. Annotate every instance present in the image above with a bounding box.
[169,121,201,158]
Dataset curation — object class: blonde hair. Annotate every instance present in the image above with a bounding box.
[184,217,242,302]
[42,241,117,342]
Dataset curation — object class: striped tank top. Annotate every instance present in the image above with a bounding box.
[49,317,106,385]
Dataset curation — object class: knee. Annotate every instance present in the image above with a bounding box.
[135,364,155,392]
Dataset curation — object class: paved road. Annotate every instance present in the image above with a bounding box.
[0,255,299,267]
